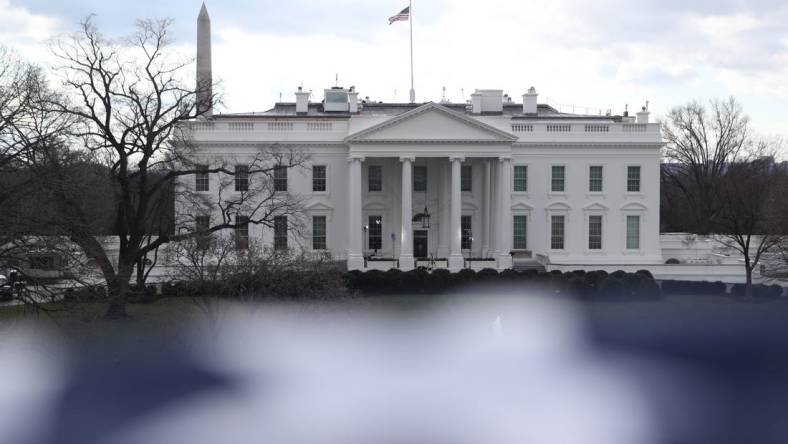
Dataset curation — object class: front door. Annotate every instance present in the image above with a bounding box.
[413,230,428,259]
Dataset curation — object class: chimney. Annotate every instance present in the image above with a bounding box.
[471,91,483,114]
[636,102,650,124]
[348,86,359,113]
[295,86,309,114]
[196,3,213,117]
[522,87,537,114]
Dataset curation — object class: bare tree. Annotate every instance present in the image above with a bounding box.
[712,157,788,297]
[662,98,752,233]
[47,18,307,318]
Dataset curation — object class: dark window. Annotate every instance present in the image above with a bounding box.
[312,165,327,192]
[513,165,527,192]
[195,215,210,232]
[274,165,288,192]
[274,215,288,250]
[29,256,56,270]
[414,166,427,192]
[588,215,602,250]
[627,215,641,249]
[513,215,527,249]
[195,165,209,191]
[589,166,603,192]
[235,215,249,250]
[461,215,472,250]
[461,165,472,192]
[551,166,565,192]
[235,165,249,192]
[627,166,641,192]
[368,215,382,251]
[368,166,382,192]
[312,216,327,250]
[551,215,565,250]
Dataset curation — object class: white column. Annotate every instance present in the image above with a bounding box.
[448,156,465,271]
[482,160,491,257]
[488,161,498,258]
[347,155,365,270]
[437,160,450,258]
[497,156,513,269]
[399,156,415,270]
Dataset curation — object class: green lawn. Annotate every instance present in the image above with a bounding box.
[2,293,787,355]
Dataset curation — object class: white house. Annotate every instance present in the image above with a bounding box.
[184,5,663,273]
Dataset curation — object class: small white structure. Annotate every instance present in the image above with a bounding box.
[184,5,663,272]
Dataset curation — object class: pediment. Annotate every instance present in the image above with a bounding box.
[621,202,648,211]
[306,202,334,212]
[346,103,517,144]
[546,201,572,211]
[511,202,534,211]
[582,202,610,211]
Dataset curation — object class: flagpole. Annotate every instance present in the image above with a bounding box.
[409,0,415,103]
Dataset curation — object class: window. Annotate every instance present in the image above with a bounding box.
[368,166,382,192]
[414,166,427,192]
[461,165,472,192]
[312,216,327,250]
[195,165,209,192]
[514,165,528,192]
[589,166,603,192]
[551,166,565,192]
[274,165,288,192]
[627,166,641,192]
[312,165,326,192]
[626,215,640,249]
[235,215,249,250]
[368,215,382,251]
[274,215,288,250]
[235,165,249,192]
[461,215,472,250]
[29,256,56,270]
[513,215,527,249]
[588,215,602,250]
[551,215,565,250]
[195,215,210,232]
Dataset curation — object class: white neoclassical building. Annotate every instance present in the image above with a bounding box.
[185,5,664,272]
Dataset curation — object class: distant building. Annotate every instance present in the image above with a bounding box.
[185,5,662,272]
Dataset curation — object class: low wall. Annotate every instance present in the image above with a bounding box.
[548,263,753,284]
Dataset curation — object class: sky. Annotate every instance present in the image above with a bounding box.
[1,0,787,138]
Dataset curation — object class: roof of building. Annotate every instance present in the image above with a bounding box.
[214,101,622,121]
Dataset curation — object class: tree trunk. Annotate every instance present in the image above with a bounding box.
[745,260,754,299]
[106,263,133,319]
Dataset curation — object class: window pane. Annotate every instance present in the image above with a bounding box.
[274,215,288,250]
[551,166,565,192]
[588,215,602,250]
[461,165,472,192]
[195,215,210,232]
[312,215,327,250]
[551,215,564,250]
[312,165,326,192]
[514,166,528,192]
[274,165,288,192]
[589,166,603,192]
[461,215,472,250]
[368,166,382,192]
[627,215,640,249]
[414,166,427,192]
[513,215,527,249]
[368,215,382,251]
[235,165,249,192]
[196,165,209,191]
[235,215,249,250]
[627,166,641,192]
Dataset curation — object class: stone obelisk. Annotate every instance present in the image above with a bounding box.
[196,3,213,117]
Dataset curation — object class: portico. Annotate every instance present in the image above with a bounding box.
[344,103,517,271]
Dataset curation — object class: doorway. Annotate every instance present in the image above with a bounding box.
[413,230,428,259]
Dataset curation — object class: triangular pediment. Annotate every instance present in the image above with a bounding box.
[346,103,517,144]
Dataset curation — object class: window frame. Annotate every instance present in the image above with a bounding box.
[235,215,250,250]
[512,214,528,250]
[513,164,528,193]
[234,165,249,192]
[626,215,641,250]
[274,215,288,250]
[550,165,566,193]
[368,165,383,192]
[413,165,427,192]
[550,214,565,250]
[627,165,642,193]
[461,215,473,250]
[312,215,327,251]
[588,214,603,250]
[461,165,473,192]
[368,215,383,251]
[274,165,288,192]
[312,164,328,193]
[588,165,603,193]
[195,164,209,192]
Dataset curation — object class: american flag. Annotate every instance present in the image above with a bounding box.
[388,6,410,25]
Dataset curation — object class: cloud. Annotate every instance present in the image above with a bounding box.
[0,0,61,43]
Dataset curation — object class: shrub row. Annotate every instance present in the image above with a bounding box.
[344,268,663,300]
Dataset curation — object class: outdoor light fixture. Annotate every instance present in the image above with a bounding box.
[412,206,431,229]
